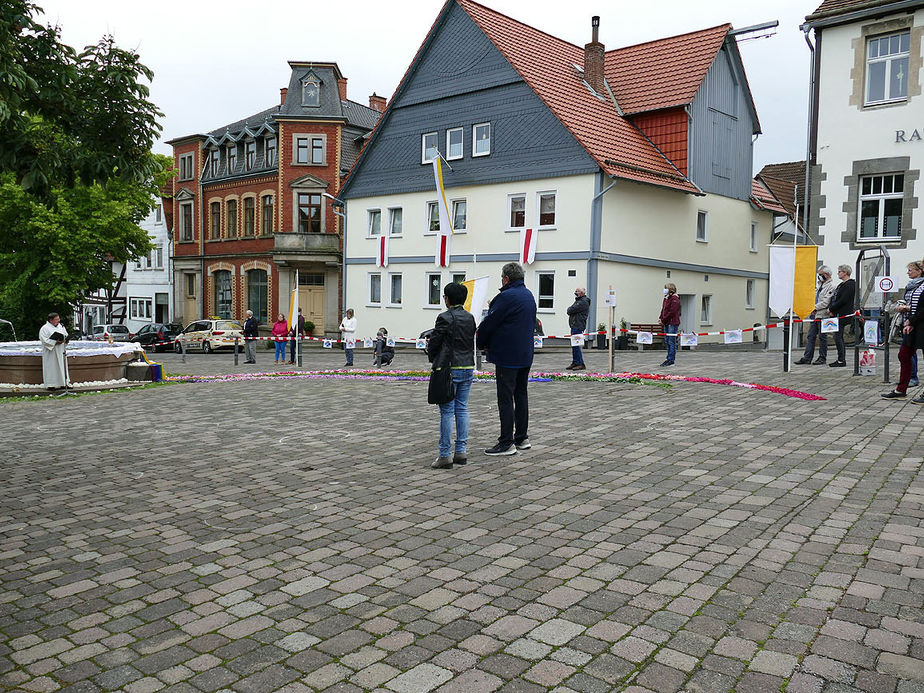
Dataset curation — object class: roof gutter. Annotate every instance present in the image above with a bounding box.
[802,0,922,29]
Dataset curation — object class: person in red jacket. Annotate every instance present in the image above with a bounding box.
[659,283,681,367]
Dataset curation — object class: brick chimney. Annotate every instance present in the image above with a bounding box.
[369,92,386,112]
[583,16,605,95]
[280,87,288,105]
[337,77,348,101]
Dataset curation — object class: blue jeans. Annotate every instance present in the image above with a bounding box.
[274,340,286,361]
[665,324,678,362]
[345,346,354,365]
[801,319,827,361]
[439,369,474,457]
[571,327,584,365]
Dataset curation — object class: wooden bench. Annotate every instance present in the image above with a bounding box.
[629,323,665,350]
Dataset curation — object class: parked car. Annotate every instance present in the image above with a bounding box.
[87,324,132,342]
[131,322,182,352]
[174,319,244,353]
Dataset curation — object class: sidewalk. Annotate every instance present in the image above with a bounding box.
[1,349,922,692]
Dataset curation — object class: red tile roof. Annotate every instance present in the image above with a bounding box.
[457,0,701,194]
[605,25,731,114]
[750,179,788,215]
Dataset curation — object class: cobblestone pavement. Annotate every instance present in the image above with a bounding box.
[2,346,924,692]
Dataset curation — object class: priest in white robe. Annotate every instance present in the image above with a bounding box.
[38,313,70,389]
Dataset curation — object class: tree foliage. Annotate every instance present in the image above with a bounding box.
[0,0,166,337]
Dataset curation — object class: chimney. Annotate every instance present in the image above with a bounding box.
[583,16,605,95]
[337,77,348,101]
[369,92,386,112]
[280,87,288,105]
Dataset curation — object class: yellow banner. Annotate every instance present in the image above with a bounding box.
[793,246,818,319]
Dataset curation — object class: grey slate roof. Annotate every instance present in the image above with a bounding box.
[208,105,278,139]
[342,100,381,130]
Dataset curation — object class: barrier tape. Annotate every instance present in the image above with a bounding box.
[139,311,865,350]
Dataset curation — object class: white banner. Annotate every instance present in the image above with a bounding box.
[768,246,795,318]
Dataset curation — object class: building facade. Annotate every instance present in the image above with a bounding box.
[123,200,173,333]
[805,0,924,283]
[340,0,780,342]
[167,63,382,334]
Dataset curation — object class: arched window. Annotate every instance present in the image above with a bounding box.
[247,269,268,324]
[302,73,320,107]
[214,270,232,319]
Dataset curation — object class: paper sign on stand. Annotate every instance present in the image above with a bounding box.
[363,337,374,349]
[569,333,584,347]
[864,320,879,344]
[415,339,427,350]
[322,339,332,349]
[604,290,617,306]
[533,336,543,349]
[724,329,743,344]
[680,333,698,347]
[821,317,839,333]
[386,337,396,348]
[346,339,356,349]
[636,331,653,345]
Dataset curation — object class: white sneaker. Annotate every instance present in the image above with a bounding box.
[515,439,531,450]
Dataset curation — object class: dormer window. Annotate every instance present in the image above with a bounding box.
[227,144,237,172]
[209,149,219,176]
[302,71,320,107]
[265,137,277,166]
[245,140,256,170]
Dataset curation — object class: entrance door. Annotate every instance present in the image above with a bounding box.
[679,294,696,335]
[298,272,325,333]
[155,293,169,323]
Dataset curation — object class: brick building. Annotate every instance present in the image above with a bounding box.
[167,62,382,335]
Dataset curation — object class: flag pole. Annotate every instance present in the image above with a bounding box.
[786,184,798,373]
[295,268,300,367]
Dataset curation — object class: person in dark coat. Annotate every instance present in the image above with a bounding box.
[883,261,924,400]
[827,265,856,368]
[288,308,305,365]
[242,309,259,364]
[565,287,591,371]
[427,282,477,469]
[373,327,394,367]
[658,282,681,367]
[476,262,537,456]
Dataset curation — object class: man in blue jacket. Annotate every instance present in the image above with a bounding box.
[477,262,537,456]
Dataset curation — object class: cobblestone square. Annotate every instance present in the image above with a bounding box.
[2,347,923,692]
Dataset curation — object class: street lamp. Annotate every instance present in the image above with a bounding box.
[322,193,347,316]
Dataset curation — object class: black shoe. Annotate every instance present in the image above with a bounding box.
[484,443,517,456]
[829,361,846,368]
[794,358,811,365]
[342,364,352,368]
[812,358,826,365]
[912,395,924,405]
[571,364,586,371]
[564,363,577,370]
[431,456,453,469]
[659,360,671,367]
[453,453,467,465]
[882,390,906,399]
[515,438,531,450]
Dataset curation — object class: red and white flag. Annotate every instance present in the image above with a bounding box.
[436,234,451,268]
[520,227,537,265]
[375,234,389,268]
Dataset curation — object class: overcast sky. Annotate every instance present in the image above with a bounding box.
[35,0,817,173]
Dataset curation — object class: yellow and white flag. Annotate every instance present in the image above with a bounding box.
[288,270,299,329]
[769,246,818,318]
[462,276,490,323]
[432,158,454,237]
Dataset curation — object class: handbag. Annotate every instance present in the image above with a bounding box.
[427,313,456,405]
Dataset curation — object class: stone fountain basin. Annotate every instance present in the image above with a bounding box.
[0,341,141,385]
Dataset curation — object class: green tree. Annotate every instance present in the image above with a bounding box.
[0,0,165,337]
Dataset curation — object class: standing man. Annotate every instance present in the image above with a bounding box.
[565,287,590,371]
[39,312,70,390]
[794,266,836,365]
[339,309,356,368]
[477,262,537,456]
[658,283,681,367]
[288,308,305,365]
[828,264,856,368]
[242,309,258,364]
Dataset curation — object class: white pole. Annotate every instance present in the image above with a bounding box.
[786,184,798,373]
[295,268,299,365]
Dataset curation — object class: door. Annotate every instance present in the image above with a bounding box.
[155,293,169,323]
[679,294,696,335]
[298,272,325,333]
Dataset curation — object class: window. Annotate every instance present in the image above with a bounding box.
[509,195,526,229]
[155,203,162,223]
[179,153,194,181]
[473,122,491,156]
[311,137,324,164]
[226,199,237,238]
[452,200,466,232]
[302,75,320,106]
[130,297,153,320]
[427,273,442,306]
[247,269,268,324]
[369,273,382,305]
[144,251,152,269]
[538,192,556,227]
[446,127,463,160]
[265,137,277,166]
[866,31,910,105]
[368,209,382,236]
[209,149,219,176]
[155,246,163,269]
[537,272,554,309]
[185,274,196,297]
[297,193,322,233]
[243,197,255,236]
[180,203,193,241]
[701,295,712,325]
[750,222,759,252]
[295,137,309,164]
[452,273,466,285]
[859,174,903,240]
[696,210,708,242]
[746,280,755,309]
[427,201,440,234]
[421,132,438,164]
[227,145,237,173]
[210,202,221,240]
[245,141,256,170]
[214,270,232,319]
[262,195,273,235]
[388,207,403,237]
[389,273,403,306]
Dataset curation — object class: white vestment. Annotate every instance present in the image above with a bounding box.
[39,321,70,388]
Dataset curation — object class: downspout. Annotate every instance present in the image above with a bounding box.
[801,24,818,244]
[587,170,618,335]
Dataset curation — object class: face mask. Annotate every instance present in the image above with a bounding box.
[575,293,580,299]
[663,288,669,296]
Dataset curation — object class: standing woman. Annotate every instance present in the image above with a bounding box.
[271,313,288,364]
[659,283,681,367]
[882,261,924,400]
